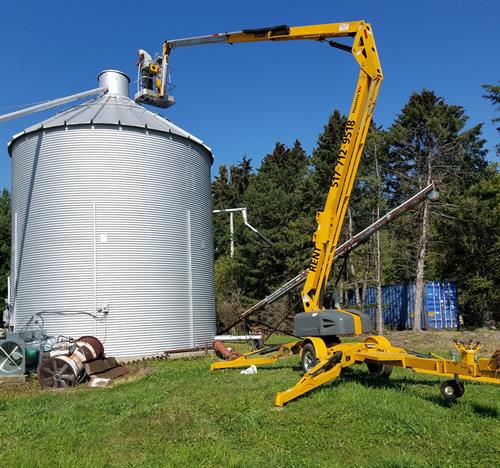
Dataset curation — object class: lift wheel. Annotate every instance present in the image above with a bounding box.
[366,361,393,378]
[440,379,465,403]
[301,343,317,373]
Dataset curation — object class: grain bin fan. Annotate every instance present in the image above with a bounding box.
[38,336,104,389]
[0,332,41,379]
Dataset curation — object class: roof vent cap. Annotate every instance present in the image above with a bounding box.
[98,70,130,97]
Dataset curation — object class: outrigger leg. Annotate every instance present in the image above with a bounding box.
[211,336,500,407]
[210,341,303,370]
[275,351,346,406]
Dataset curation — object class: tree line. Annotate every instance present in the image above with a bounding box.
[212,86,499,332]
[0,86,498,331]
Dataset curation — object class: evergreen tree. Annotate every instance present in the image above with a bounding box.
[210,94,495,331]
[309,110,347,207]
[237,141,309,299]
[433,166,499,326]
[0,189,10,303]
[386,90,487,329]
[482,82,500,156]
[212,157,253,259]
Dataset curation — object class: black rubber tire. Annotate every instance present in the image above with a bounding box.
[251,339,265,351]
[366,361,393,378]
[440,380,465,402]
[301,343,317,374]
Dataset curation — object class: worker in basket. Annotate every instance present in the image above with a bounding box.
[137,49,156,91]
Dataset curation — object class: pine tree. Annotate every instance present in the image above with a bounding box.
[0,189,11,304]
[482,82,500,156]
[309,110,347,207]
[431,166,499,326]
[237,141,309,300]
[386,90,487,330]
[212,157,253,259]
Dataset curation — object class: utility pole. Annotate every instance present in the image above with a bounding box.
[229,211,235,258]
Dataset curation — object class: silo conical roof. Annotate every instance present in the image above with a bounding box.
[8,72,211,156]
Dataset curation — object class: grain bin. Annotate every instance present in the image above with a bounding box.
[8,70,216,358]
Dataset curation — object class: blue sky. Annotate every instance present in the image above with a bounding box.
[0,0,498,190]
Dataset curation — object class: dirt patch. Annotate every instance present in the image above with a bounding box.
[107,360,154,386]
[381,329,500,356]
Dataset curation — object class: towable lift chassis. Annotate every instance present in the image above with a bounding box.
[140,20,500,406]
[211,336,500,406]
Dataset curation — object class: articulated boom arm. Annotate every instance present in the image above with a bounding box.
[301,25,382,312]
[155,21,500,408]
[136,21,383,314]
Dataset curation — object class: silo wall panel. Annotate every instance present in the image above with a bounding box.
[11,131,96,338]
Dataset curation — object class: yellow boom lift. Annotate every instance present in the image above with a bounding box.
[136,21,500,406]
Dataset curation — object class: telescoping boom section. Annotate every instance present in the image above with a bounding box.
[137,21,500,406]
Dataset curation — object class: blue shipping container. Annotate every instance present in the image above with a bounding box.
[360,281,458,330]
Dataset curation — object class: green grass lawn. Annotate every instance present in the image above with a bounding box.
[1,343,499,467]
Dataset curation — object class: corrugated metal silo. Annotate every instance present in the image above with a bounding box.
[8,70,216,358]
